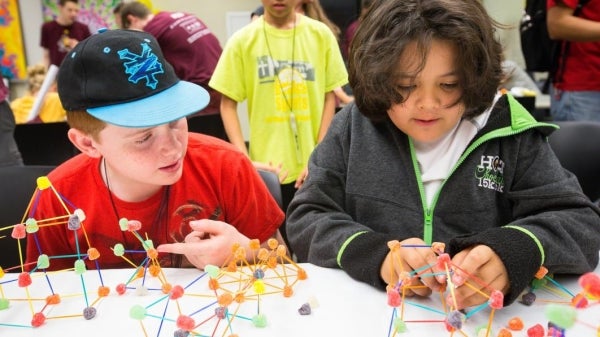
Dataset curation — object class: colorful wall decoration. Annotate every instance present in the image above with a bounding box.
[0,0,27,80]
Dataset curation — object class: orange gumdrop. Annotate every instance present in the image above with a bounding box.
[87,248,100,260]
[267,256,278,269]
[162,283,173,294]
[226,260,237,272]
[267,238,278,250]
[534,266,548,279]
[497,328,513,337]
[276,245,287,257]
[283,286,293,297]
[297,268,307,280]
[147,248,158,259]
[148,264,161,277]
[135,268,145,279]
[98,286,110,297]
[208,278,220,290]
[218,293,233,307]
[45,294,61,305]
[507,317,524,331]
[234,292,245,303]
[257,248,269,261]
[249,239,260,250]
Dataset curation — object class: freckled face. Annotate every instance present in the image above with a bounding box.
[97,118,189,199]
[387,39,465,143]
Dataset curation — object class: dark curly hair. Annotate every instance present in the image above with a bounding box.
[348,0,503,122]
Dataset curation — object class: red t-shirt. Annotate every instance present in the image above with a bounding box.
[25,133,284,270]
[547,0,600,91]
[144,12,223,115]
[40,20,91,66]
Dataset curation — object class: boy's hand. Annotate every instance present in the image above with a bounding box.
[380,238,445,297]
[157,219,250,269]
[449,245,509,309]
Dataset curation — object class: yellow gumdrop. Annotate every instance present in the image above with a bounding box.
[253,279,265,294]
[0,267,4,278]
[36,176,51,190]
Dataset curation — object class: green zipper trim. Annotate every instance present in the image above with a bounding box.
[411,93,558,245]
[337,231,368,268]
[504,225,545,265]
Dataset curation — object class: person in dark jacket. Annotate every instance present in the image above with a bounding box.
[286,0,600,310]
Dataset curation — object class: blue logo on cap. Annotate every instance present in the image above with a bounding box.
[117,42,164,90]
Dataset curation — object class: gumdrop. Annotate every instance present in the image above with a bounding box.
[218,293,233,307]
[36,176,51,190]
[497,328,512,337]
[298,303,311,315]
[253,279,265,294]
[116,283,127,295]
[283,285,293,297]
[545,303,577,329]
[31,312,46,327]
[488,290,504,309]
[119,218,129,231]
[253,268,265,279]
[83,306,97,320]
[11,223,26,239]
[520,292,536,306]
[170,285,185,300]
[526,323,544,337]
[67,213,81,230]
[507,317,524,331]
[215,306,228,319]
[534,266,548,279]
[276,245,287,257]
[0,298,9,310]
[298,268,307,280]
[252,313,267,327]
[174,329,190,337]
[113,243,125,256]
[25,218,39,233]
[571,292,589,308]
[267,238,278,250]
[249,239,261,250]
[18,272,32,287]
[161,283,172,294]
[127,219,142,231]
[547,322,565,337]
[394,318,407,333]
[204,264,220,278]
[135,285,149,296]
[87,247,100,260]
[46,294,60,304]
[147,248,158,259]
[98,286,110,297]
[387,288,402,307]
[37,254,50,269]
[74,259,86,274]
[579,272,600,299]
[446,310,465,330]
[436,253,451,269]
[74,208,86,221]
[176,315,195,331]
[129,304,146,320]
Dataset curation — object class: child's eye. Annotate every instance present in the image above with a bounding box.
[135,134,152,144]
[441,82,459,90]
[396,84,415,93]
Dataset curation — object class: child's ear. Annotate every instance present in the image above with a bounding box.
[67,128,102,158]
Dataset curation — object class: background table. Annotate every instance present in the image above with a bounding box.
[0,262,598,337]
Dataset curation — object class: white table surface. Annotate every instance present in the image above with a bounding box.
[1,262,598,337]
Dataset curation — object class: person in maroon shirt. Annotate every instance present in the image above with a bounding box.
[0,77,23,167]
[40,0,91,67]
[117,1,227,141]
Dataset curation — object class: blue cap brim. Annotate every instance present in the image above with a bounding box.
[87,80,209,128]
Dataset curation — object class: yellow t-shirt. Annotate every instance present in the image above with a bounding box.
[10,92,66,124]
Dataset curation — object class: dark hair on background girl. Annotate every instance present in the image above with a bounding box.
[348,0,503,122]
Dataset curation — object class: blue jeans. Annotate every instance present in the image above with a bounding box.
[550,87,600,122]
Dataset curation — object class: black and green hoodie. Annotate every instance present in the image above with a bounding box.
[287,94,600,305]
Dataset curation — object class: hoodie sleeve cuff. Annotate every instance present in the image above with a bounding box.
[339,232,394,290]
[448,227,542,305]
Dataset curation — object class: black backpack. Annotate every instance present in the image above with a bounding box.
[520,0,590,90]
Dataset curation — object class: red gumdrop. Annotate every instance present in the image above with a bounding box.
[116,283,127,295]
[488,290,504,309]
[387,288,402,307]
[579,272,600,299]
[18,272,32,287]
[31,312,46,327]
[11,223,26,239]
[169,285,184,300]
[571,293,589,308]
[436,253,451,269]
[176,315,195,331]
[526,323,545,337]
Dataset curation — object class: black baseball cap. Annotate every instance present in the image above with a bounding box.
[57,29,209,128]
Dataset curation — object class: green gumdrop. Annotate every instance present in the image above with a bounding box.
[0,298,9,310]
[530,277,547,289]
[129,304,147,320]
[252,313,267,328]
[545,303,577,329]
[113,244,125,256]
[37,254,50,269]
[394,318,407,333]
[143,239,154,249]
[74,259,86,275]
[205,264,220,278]
[119,218,129,231]
[25,218,39,233]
